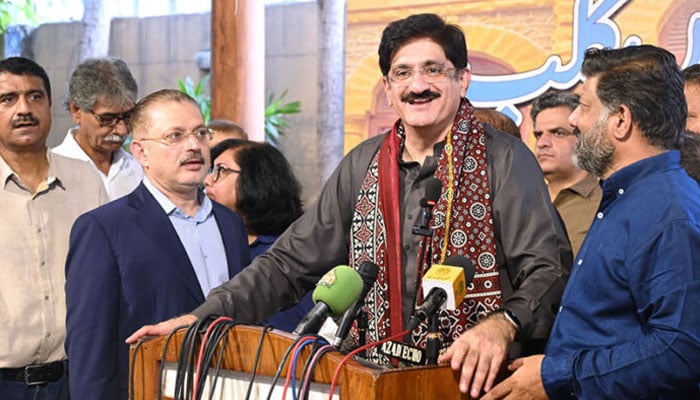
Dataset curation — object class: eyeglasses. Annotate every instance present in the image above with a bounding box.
[387,65,458,85]
[138,127,214,147]
[87,109,133,128]
[208,163,240,183]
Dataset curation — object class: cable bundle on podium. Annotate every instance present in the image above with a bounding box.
[147,315,275,400]
[166,316,237,400]
[263,333,330,400]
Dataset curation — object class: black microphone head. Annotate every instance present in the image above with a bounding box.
[424,177,443,203]
[357,261,379,287]
[444,255,476,286]
[332,261,380,346]
[408,287,448,331]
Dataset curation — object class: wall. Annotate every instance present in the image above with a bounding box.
[23,1,322,204]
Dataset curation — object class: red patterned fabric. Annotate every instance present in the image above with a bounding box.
[349,98,502,363]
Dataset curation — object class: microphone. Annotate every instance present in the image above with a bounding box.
[412,177,442,236]
[333,261,379,347]
[407,255,475,331]
[408,287,447,331]
[292,266,363,336]
[410,177,443,319]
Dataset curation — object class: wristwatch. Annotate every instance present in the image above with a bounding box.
[492,308,521,333]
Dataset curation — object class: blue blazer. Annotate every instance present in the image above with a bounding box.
[65,183,250,400]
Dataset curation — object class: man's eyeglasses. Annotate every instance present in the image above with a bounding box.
[138,127,214,147]
[208,163,240,183]
[87,109,133,128]
[387,65,458,85]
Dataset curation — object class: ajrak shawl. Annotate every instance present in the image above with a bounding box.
[349,98,503,363]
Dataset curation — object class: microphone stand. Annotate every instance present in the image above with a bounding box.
[425,312,441,365]
[411,197,436,320]
[357,310,368,358]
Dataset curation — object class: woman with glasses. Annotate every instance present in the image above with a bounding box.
[204,139,313,332]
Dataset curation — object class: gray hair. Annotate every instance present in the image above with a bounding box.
[66,57,138,111]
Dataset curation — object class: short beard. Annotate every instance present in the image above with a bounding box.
[572,113,614,178]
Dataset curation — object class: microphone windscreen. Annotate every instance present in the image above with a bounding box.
[424,177,443,202]
[443,255,476,285]
[312,265,363,317]
[421,255,474,310]
[357,261,379,288]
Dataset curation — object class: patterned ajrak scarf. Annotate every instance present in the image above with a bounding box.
[349,98,502,364]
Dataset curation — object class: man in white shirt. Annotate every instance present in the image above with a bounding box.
[53,57,143,199]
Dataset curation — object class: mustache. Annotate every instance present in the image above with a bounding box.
[11,115,40,128]
[179,153,205,165]
[401,90,440,103]
[573,127,582,137]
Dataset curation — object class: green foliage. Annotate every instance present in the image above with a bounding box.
[178,74,211,123]
[0,0,36,33]
[265,90,301,145]
[177,74,301,144]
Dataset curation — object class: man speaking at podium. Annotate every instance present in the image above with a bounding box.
[129,14,571,398]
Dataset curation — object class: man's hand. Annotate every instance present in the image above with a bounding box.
[125,314,197,344]
[438,313,516,398]
[481,355,547,400]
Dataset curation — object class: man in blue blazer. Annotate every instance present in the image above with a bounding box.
[65,89,250,400]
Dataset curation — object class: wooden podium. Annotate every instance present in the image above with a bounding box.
[130,325,470,399]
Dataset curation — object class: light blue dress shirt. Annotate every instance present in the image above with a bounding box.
[143,177,228,296]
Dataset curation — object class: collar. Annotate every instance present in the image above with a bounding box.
[0,149,59,191]
[142,176,212,221]
[600,150,680,210]
[252,235,277,246]
[56,128,91,162]
[602,150,680,191]
[565,173,600,198]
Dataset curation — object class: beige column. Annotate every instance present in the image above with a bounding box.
[211,0,265,141]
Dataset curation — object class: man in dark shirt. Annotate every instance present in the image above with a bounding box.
[484,45,700,400]
[129,14,571,398]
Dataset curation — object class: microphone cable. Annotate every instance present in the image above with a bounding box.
[298,344,335,400]
[128,333,149,400]
[244,324,274,400]
[265,334,323,400]
[297,340,324,399]
[174,317,211,400]
[193,316,239,400]
[283,337,328,400]
[156,324,192,400]
[201,318,258,400]
[327,327,412,400]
